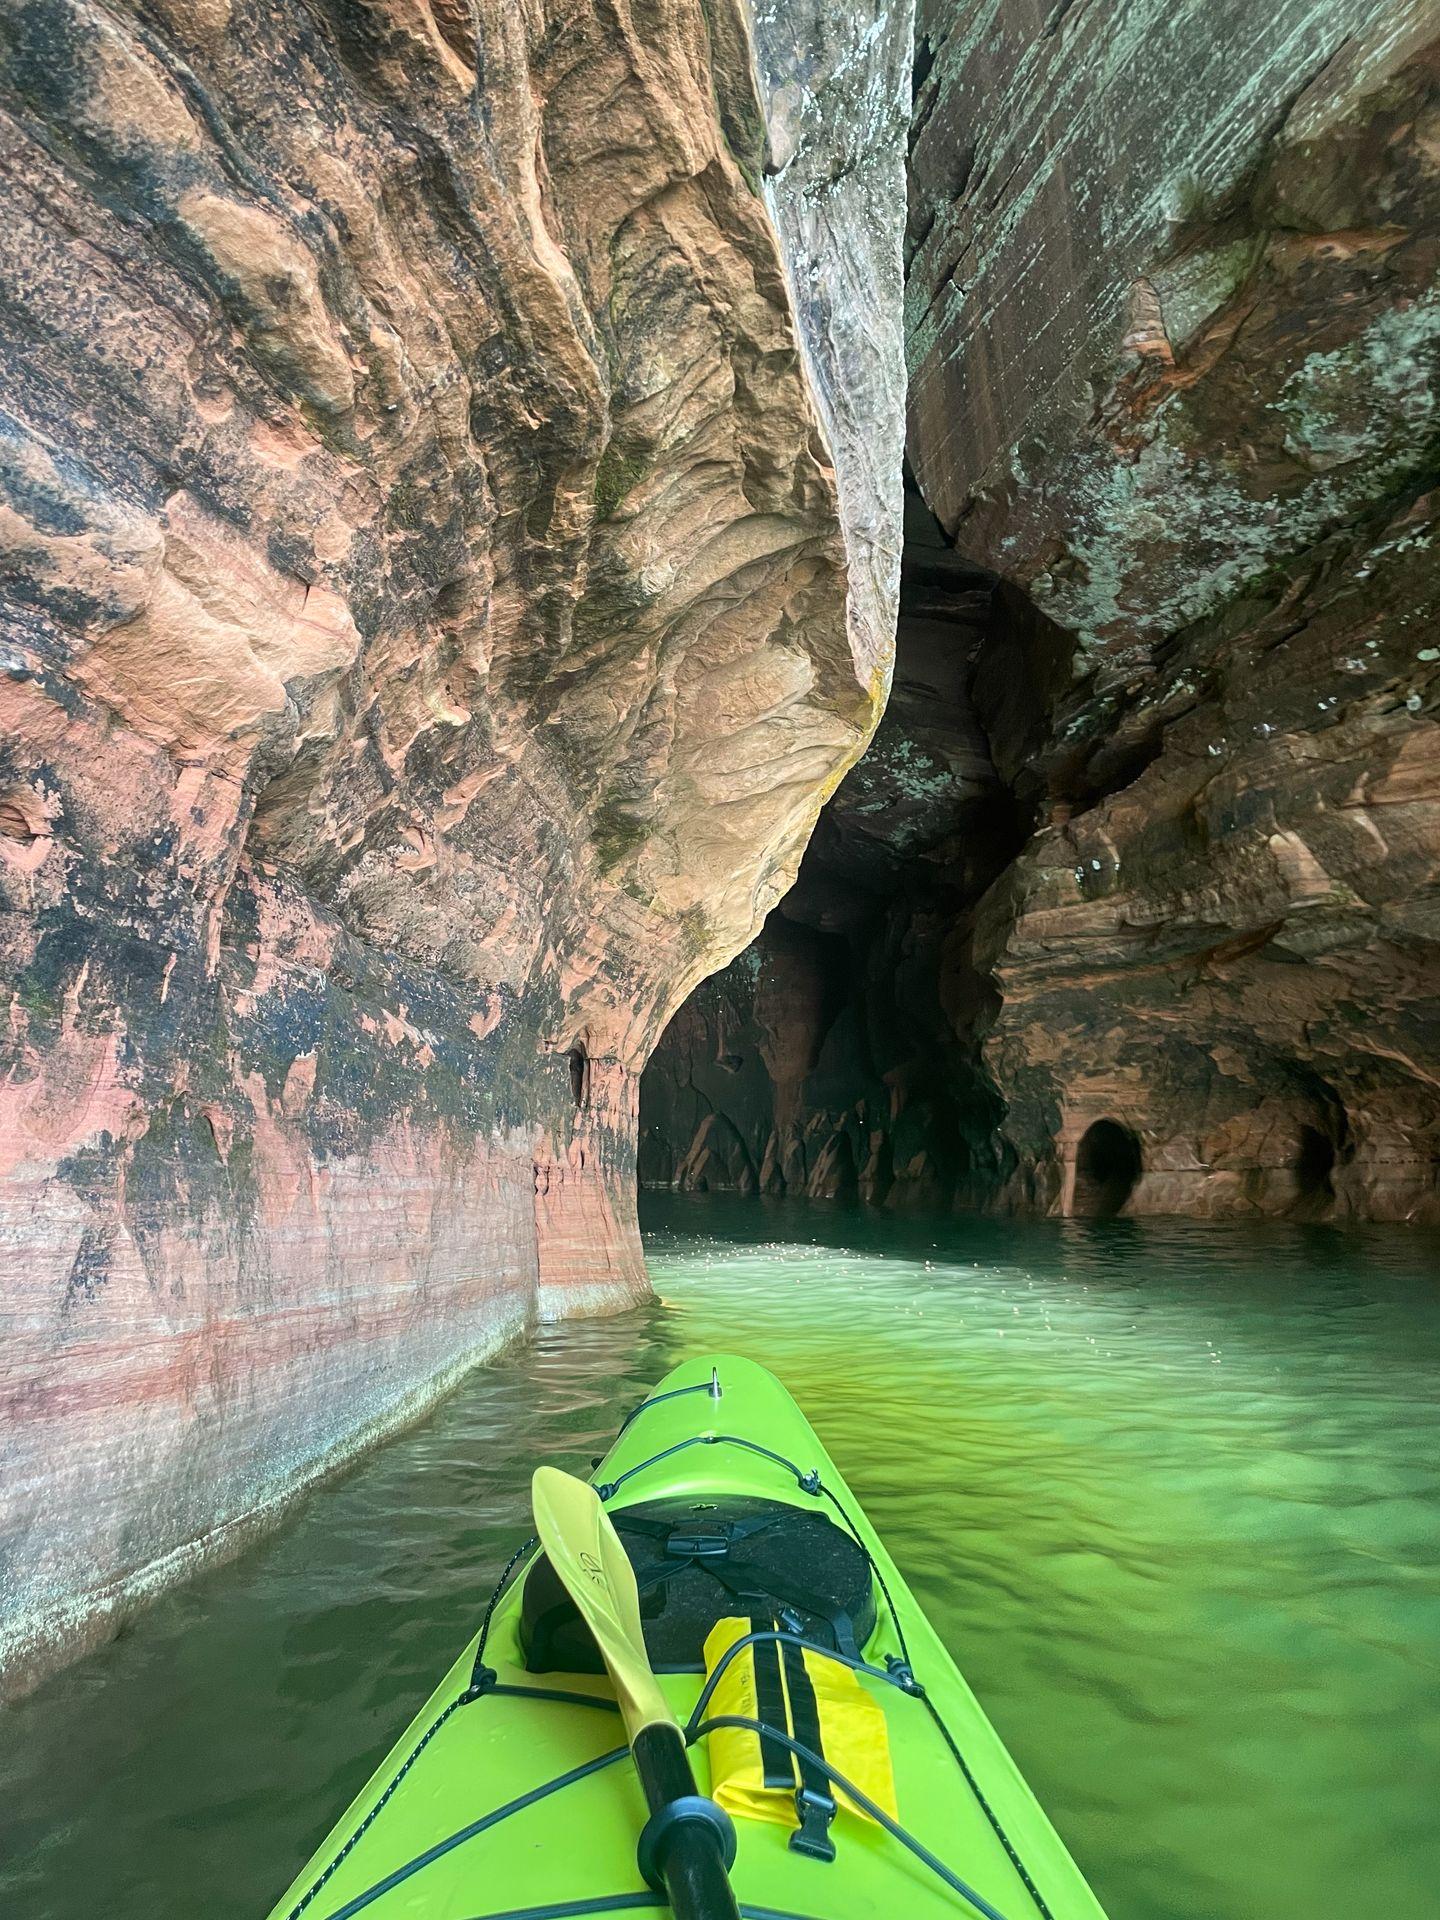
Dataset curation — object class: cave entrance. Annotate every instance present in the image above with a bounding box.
[1073,1119,1142,1218]
[1294,1125,1336,1205]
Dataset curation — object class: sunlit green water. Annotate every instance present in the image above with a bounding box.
[4,1197,1440,1919]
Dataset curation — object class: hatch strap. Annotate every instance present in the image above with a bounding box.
[752,1636,795,1788]
[692,1714,1011,1920]
[705,1554,860,1665]
[779,1641,837,1862]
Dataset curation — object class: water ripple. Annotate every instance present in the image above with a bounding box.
[2,1197,1438,1920]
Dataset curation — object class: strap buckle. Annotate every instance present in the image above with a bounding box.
[665,1528,729,1558]
[790,1785,838,1862]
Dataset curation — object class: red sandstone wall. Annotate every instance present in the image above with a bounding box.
[0,0,909,1690]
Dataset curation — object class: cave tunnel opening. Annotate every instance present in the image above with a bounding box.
[1294,1125,1336,1204]
[1073,1118,1142,1218]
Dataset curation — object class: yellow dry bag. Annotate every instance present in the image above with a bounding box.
[701,1616,898,1861]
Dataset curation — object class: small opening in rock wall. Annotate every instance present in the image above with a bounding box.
[1073,1118,1142,1218]
[1294,1125,1336,1202]
[0,784,52,870]
[567,1044,588,1111]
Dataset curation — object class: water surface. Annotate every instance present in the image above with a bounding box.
[4,1197,1439,1919]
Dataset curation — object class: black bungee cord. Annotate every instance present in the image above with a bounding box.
[281,1406,1051,1920]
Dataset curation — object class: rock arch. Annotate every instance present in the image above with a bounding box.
[1072,1118,1143,1218]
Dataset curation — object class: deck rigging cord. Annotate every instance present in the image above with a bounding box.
[281,1402,1055,1920]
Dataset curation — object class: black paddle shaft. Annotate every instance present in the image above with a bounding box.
[632,1722,740,1920]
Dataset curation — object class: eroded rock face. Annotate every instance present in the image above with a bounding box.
[907,1,1440,1220]
[648,0,1440,1229]
[640,494,1018,1209]
[0,0,908,1686]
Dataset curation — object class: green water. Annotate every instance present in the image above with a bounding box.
[4,1197,1440,1919]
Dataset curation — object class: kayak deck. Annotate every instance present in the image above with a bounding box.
[268,1355,1108,1920]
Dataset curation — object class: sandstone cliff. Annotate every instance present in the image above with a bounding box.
[645,1,1440,1225]
[640,491,1018,1209]
[911,0,1440,1220]
[0,0,909,1688]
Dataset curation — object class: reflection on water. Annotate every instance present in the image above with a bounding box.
[3,1195,1439,1920]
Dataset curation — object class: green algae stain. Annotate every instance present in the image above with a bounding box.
[589,799,648,875]
[593,442,649,521]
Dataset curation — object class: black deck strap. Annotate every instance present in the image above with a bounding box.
[596,1437,819,1503]
[614,1511,780,1549]
[460,1899,662,1919]
[750,1624,796,1789]
[690,1716,1012,1920]
[688,1626,901,1734]
[486,1684,621,1714]
[705,1554,861,1664]
[778,1643,837,1863]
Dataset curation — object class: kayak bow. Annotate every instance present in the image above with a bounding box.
[267,1354,1109,1920]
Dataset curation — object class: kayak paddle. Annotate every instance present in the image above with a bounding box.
[531,1465,740,1920]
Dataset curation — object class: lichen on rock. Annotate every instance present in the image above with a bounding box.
[647,0,1440,1229]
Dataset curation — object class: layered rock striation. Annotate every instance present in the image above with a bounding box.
[909,0,1440,1220]
[646,1,1440,1224]
[0,0,909,1687]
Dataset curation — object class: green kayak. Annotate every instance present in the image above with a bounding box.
[267,1354,1108,1920]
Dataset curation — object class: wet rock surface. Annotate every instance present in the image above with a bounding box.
[0,0,908,1686]
[645,2,1440,1224]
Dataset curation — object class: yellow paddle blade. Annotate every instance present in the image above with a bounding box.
[531,1466,675,1740]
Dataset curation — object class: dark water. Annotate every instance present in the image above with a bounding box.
[4,1197,1440,1920]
